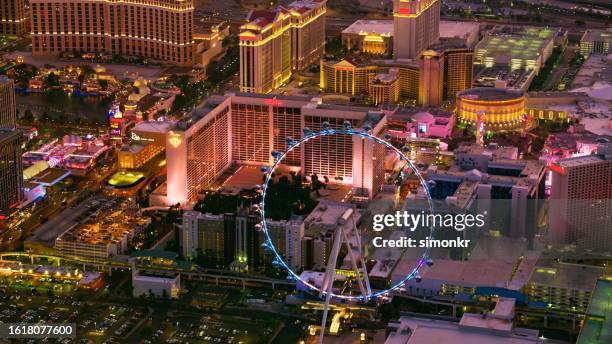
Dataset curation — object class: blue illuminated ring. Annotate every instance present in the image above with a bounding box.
[260,128,435,300]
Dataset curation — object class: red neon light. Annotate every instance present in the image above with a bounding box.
[264,98,283,107]
[240,35,257,41]
[399,8,411,14]
[550,163,565,175]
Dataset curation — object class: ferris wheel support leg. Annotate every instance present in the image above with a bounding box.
[361,259,372,296]
[320,227,343,297]
[318,270,334,344]
[341,228,367,297]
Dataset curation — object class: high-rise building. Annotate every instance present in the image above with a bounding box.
[288,0,327,71]
[0,76,16,128]
[30,0,194,65]
[320,58,420,101]
[164,97,231,206]
[239,0,326,93]
[0,76,21,211]
[418,50,444,107]
[0,129,23,210]
[181,209,304,271]
[443,48,473,100]
[393,0,440,59]
[0,0,27,35]
[156,93,389,207]
[549,145,612,251]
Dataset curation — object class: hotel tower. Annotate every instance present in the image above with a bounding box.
[393,0,440,59]
[0,0,27,35]
[239,0,326,93]
[30,0,194,65]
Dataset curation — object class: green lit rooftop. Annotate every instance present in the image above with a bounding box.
[107,171,146,188]
[474,26,557,68]
[577,279,612,344]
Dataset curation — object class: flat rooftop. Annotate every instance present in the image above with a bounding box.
[132,120,173,134]
[439,20,480,40]
[342,19,393,36]
[304,200,355,232]
[393,258,515,288]
[581,29,612,44]
[571,54,612,89]
[386,315,540,344]
[577,280,612,344]
[529,260,603,291]
[554,154,608,169]
[475,26,557,65]
[457,87,525,102]
[31,168,70,186]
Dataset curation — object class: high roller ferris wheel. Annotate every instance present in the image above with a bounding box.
[256,123,436,343]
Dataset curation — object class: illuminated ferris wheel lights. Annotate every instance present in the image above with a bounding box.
[426,258,434,267]
[259,128,436,305]
[271,149,282,160]
[285,136,295,147]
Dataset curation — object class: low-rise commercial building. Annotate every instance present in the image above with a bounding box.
[386,298,541,344]
[580,29,612,57]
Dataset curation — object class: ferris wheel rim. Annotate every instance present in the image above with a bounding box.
[259,128,436,301]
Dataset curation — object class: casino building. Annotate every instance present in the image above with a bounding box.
[155,93,387,207]
[239,0,326,93]
[456,87,527,132]
[29,0,195,65]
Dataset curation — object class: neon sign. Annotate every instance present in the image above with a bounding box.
[131,132,154,142]
[264,98,283,107]
[168,132,182,148]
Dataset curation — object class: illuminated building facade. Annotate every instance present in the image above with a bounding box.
[443,48,473,100]
[418,50,444,107]
[29,0,195,65]
[580,29,611,57]
[0,77,22,210]
[159,93,389,207]
[165,98,232,206]
[474,26,557,73]
[0,0,27,35]
[118,143,164,169]
[181,209,304,271]
[320,58,420,101]
[393,0,440,59]
[0,76,16,128]
[368,69,399,105]
[0,129,23,209]
[118,121,171,169]
[342,19,393,55]
[289,0,327,71]
[239,0,326,93]
[456,87,526,131]
[549,146,612,251]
